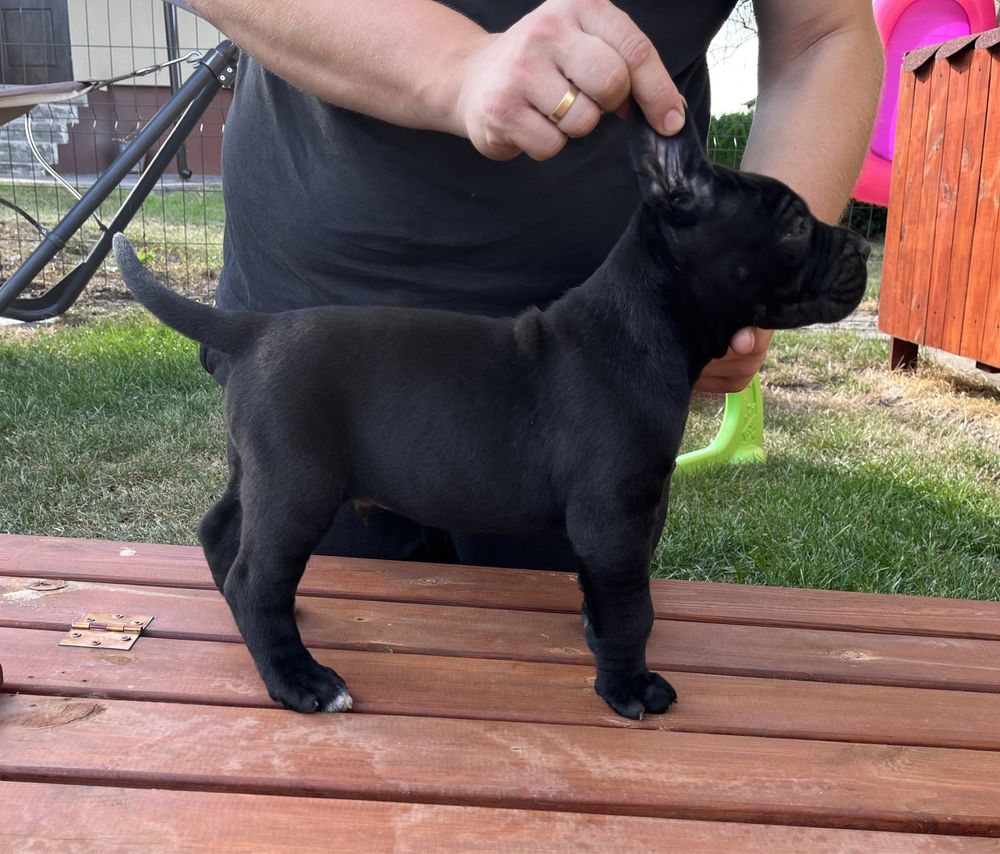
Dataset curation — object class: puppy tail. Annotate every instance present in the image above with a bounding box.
[113,233,254,354]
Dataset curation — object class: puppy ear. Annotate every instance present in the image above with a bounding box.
[625,101,712,219]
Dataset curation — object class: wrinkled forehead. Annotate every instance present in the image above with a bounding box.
[711,168,810,218]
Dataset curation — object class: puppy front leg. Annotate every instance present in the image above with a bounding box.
[568,499,676,720]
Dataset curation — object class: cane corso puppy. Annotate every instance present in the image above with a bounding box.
[113,107,868,720]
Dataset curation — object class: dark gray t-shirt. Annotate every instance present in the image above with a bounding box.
[216,1,736,316]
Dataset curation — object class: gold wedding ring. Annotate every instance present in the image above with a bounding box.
[548,84,579,123]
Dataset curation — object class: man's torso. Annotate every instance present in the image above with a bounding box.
[217,0,737,315]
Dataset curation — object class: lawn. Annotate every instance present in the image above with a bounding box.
[1,311,997,599]
[0,181,224,301]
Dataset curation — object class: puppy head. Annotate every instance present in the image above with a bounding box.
[626,107,869,333]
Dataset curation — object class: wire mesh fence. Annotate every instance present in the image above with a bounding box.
[0,1,887,313]
[0,0,226,304]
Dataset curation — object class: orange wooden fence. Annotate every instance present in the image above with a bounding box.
[880,29,1000,372]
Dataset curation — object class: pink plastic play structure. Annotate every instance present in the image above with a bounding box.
[852,0,996,206]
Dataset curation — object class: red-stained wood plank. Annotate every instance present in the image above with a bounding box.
[3,576,1000,694]
[926,52,972,348]
[982,243,1000,366]
[906,58,952,344]
[5,783,992,854]
[943,50,991,355]
[5,534,1000,640]
[6,626,1000,750]
[886,65,932,341]
[3,695,1000,836]
[879,49,918,336]
[961,48,1000,361]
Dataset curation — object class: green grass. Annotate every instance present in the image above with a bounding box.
[0,181,226,295]
[0,314,225,543]
[0,180,226,226]
[1,315,997,599]
[667,331,999,598]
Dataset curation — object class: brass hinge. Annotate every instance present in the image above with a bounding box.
[59,613,153,650]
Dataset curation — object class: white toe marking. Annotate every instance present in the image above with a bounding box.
[322,691,354,713]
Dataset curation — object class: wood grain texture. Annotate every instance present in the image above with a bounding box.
[962,48,1000,361]
[6,626,1000,749]
[3,575,1000,693]
[944,50,991,355]
[2,695,1000,836]
[888,66,932,341]
[2,536,998,847]
[926,52,972,348]
[983,234,1000,366]
[5,534,1000,639]
[906,59,951,344]
[4,783,993,854]
[879,59,918,336]
[923,53,974,347]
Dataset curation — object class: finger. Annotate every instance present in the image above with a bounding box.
[694,374,754,395]
[551,88,602,138]
[538,78,602,138]
[509,108,569,161]
[575,1,685,135]
[554,31,630,112]
[729,327,757,355]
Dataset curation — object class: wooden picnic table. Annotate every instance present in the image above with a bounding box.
[1,533,999,851]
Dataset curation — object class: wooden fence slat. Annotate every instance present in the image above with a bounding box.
[983,245,1000,367]
[5,535,1000,640]
[2,695,1000,835]
[961,48,1000,360]
[926,52,972,347]
[943,51,991,355]
[2,782,991,854]
[889,66,933,341]
[879,51,918,336]
[3,577,1000,694]
[6,627,1000,749]
[906,59,952,344]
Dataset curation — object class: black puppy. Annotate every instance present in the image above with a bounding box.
[113,110,868,720]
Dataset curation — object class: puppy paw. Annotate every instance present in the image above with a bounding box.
[596,670,677,720]
[266,661,353,714]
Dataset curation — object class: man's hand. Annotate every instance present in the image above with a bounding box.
[694,327,774,394]
[453,0,686,161]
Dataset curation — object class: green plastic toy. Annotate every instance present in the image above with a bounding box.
[674,373,765,476]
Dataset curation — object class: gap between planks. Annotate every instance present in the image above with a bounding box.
[2,694,1000,837]
[2,782,994,854]
[5,626,1000,751]
[3,534,1000,641]
[3,574,1000,695]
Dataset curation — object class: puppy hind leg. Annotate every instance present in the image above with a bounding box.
[223,464,352,713]
[199,441,243,593]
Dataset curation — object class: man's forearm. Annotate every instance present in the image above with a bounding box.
[189,0,482,134]
[741,19,883,224]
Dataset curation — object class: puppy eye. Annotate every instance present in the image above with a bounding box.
[786,217,809,238]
